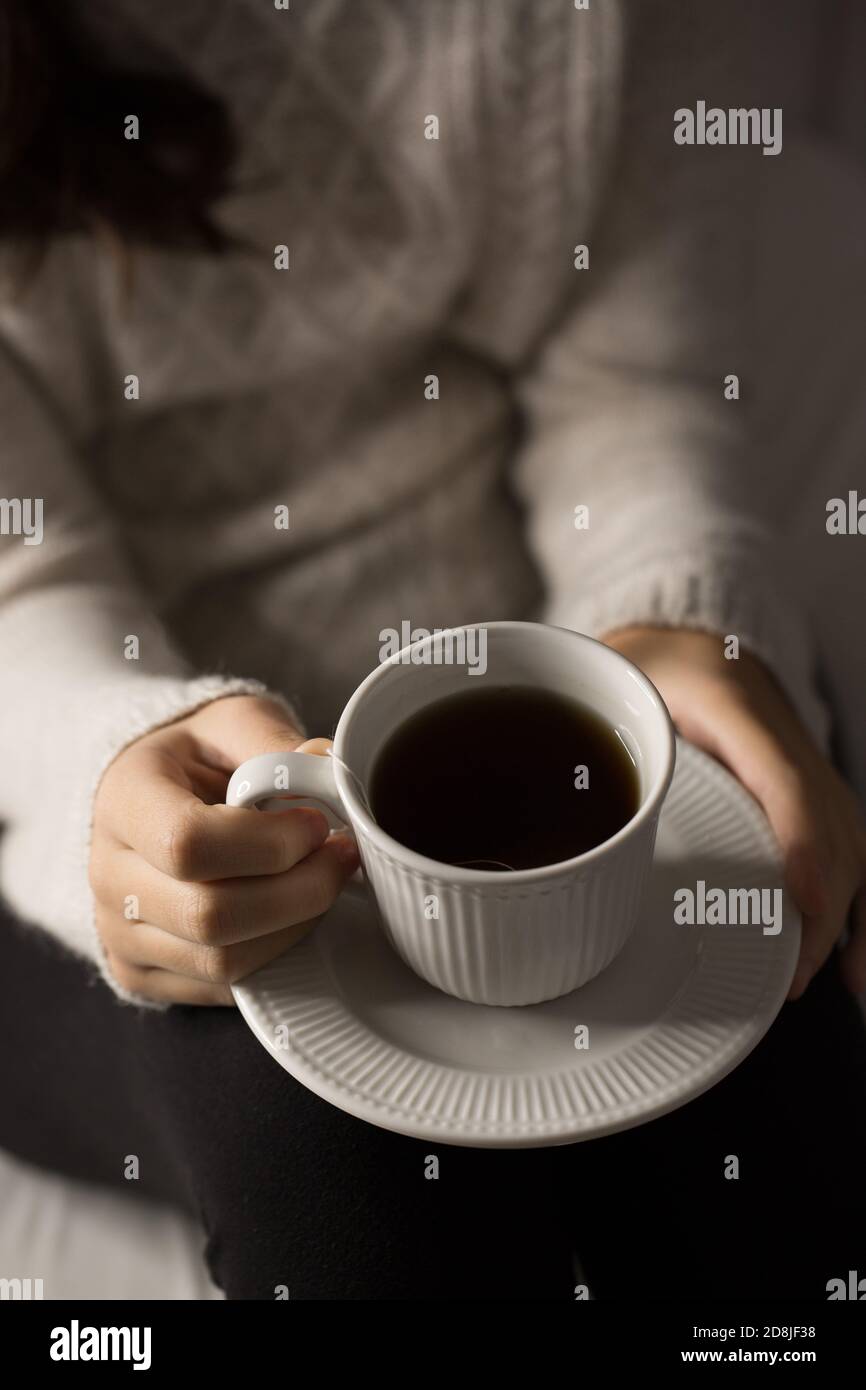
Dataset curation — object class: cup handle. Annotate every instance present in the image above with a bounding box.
[226,750,347,824]
[226,751,367,901]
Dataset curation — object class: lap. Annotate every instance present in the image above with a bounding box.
[2,904,864,1298]
[0,910,572,1298]
[565,949,866,1298]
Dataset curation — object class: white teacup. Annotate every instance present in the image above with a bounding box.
[226,622,675,1006]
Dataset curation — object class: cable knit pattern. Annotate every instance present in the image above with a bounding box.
[0,0,824,1003]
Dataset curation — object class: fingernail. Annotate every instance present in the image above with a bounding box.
[296,806,330,834]
[331,835,360,871]
[272,804,329,836]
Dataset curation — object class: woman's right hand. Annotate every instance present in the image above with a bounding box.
[89,694,360,1005]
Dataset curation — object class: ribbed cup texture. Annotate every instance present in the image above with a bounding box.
[356,821,659,1006]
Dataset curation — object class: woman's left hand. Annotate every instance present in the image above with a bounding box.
[601,625,866,1001]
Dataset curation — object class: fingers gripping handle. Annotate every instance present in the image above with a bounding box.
[226,751,368,905]
[226,751,348,830]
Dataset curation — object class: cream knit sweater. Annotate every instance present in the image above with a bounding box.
[0,0,823,1002]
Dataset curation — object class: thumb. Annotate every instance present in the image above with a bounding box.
[294,737,334,758]
[193,693,309,770]
[200,699,346,826]
[195,699,349,834]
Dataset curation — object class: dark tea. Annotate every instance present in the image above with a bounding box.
[368,685,639,871]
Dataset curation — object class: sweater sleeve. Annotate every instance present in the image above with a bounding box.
[512,1,827,744]
[0,318,300,1004]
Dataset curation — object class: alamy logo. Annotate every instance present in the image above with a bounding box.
[674,880,782,935]
[674,101,782,156]
[378,623,487,675]
[0,497,43,545]
[50,1321,151,1370]
[827,1270,866,1299]
[0,1277,43,1299]
[826,491,866,534]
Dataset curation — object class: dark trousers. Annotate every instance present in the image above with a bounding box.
[1,908,865,1300]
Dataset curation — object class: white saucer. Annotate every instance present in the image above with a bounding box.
[233,740,800,1148]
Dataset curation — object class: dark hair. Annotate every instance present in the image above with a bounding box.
[0,0,237,263]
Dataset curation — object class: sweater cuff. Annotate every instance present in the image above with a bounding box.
[545,559,831,751]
